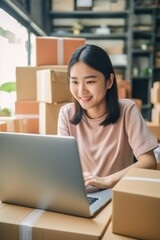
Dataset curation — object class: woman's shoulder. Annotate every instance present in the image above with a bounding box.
[119,98,136,110]
[59,102,75,116]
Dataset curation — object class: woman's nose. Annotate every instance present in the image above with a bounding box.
[78,83,88,95]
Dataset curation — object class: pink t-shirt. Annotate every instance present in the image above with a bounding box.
[58,99,158,177]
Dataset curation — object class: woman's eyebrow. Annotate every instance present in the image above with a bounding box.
[84,75,97,79]
[70,75,98,79]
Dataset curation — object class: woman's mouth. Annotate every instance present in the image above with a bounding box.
[79,96,92,102]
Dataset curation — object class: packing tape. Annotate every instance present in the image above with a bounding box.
[39,70,46,102]
[20,209,44,240]
[15,114,39,119]
[57,38,64,65]
[123,176,160,183]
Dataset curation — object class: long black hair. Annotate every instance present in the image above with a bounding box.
[67,44,120,126]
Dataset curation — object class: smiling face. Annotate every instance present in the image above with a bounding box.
[69,62,113,119]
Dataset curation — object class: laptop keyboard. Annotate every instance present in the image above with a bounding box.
[87,196,99,206]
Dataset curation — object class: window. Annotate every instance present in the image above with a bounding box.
[0,8,36,115]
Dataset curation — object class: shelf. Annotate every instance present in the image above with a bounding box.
[133,30,152,38]
[142,103,152,110]
[131,49,153,56]
[49,10,129,19]
[134,6,159,14]
[131,76,151,80]
[154,66,160,70]
[50,32,128,40]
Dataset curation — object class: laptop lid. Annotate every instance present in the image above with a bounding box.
[0,132,111,217]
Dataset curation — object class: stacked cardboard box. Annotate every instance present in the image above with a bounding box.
[0,116,27,133]
[36,37,85,66]
[35,36,85,134]
[0,122,7,132]
[37,68,72,134]
[93,0,126,12]
[15,66,46,134]
[15,36,85,134]
[146,81,160,142]
[117,79,142,111]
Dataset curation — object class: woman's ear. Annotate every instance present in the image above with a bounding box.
[106,73,114,89]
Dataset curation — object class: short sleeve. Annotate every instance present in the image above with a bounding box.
[57,103,72,136]
[124,101,158,158]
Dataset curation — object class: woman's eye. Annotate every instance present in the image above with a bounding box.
[87,80,95,84]
[71,80,78,84]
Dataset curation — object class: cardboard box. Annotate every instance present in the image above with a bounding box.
[39,102,67,135]
[151,103,160,124]
[36,37,85,66]
[0,116,27,133]
[0,201,112,240]
[112,168,160,240]
[146,121,160,142]
[15,101,39,114]
[131,98,142,111]
[150,88,160,104]
[111,0,126,11]
[102,222,137,240]
[0,122,7,132]
[75,0,92,10]
[16,66,67,101]
[14,115,39,134]
[117,80,131,99]
[51,0,74,11]
[26,118,39,134]
[153,81,160,90]
[37,69,72,103]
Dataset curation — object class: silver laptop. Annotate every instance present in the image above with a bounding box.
[0,132,111,218]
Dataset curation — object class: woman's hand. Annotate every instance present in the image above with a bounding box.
[83,171,112,189]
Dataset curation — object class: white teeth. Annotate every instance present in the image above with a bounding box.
[80,96,91,100]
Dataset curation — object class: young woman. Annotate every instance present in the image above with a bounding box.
[58,44,158,189]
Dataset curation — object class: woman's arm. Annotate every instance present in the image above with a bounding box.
[84,150,157,189]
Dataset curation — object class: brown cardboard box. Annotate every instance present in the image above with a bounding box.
[117,80,131,99]
[0,122,7,132]
[36,37,85,66]
[16,66,67,101]
[0,116,27,133]
[37,69,72,103]
[111,0,126,11]
[51,0,74,11]
[153,81,160,90]
[146,121,160,142]
[150,87,160,104]
[15,101,39,114]
[102,222,137,240]
[13,115,39,134]
[39,102,67,135]
[151,103,160,124]
[0,201,112,240]
[132,98,142,111]
[26,118,39,134]
[112,168,160,240]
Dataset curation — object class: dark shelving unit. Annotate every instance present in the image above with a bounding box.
[49,10,129,19]
[47,0,131,81]
[129,0,160,120]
